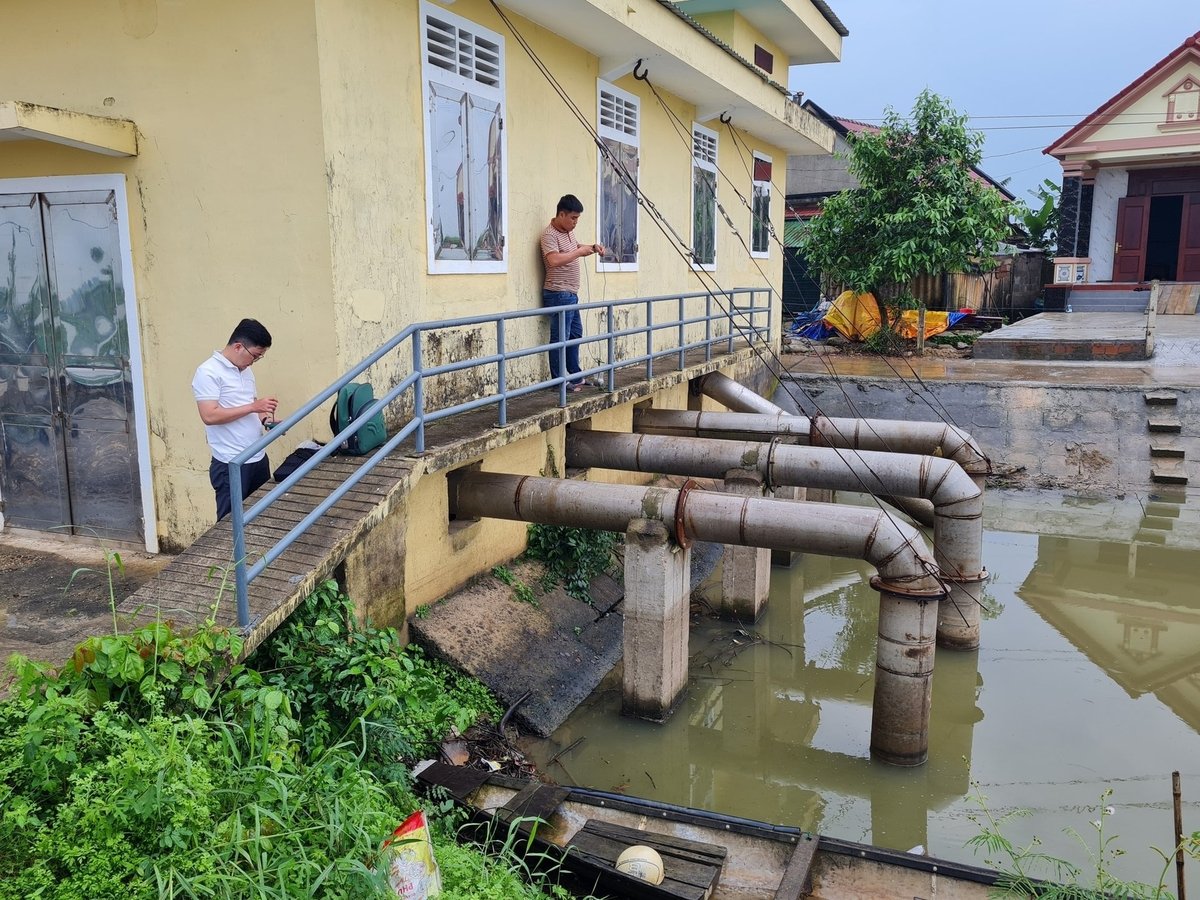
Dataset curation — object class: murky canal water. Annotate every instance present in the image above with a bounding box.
[523,490,1200,887]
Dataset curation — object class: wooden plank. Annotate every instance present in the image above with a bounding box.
[568,819,724,899]
[415,761,491,801]
[497,782,570,825]
[774,835,819,900]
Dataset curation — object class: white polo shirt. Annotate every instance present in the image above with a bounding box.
[191,350,266,464]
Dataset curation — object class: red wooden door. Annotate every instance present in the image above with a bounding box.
[1179,192,1200,282]
[1113,196,1150,282]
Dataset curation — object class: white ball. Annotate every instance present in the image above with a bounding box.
[615,845,665,885]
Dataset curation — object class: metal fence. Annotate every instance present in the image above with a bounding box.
[227,288,774,627]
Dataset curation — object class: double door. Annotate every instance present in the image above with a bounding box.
[1114,192,1200,282]
[0,190,143,542]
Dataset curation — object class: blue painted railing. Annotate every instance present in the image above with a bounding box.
[228,288,773,628]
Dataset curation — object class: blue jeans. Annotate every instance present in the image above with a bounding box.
[543,289,582,383]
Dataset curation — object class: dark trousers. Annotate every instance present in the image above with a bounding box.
[210,455,271,521]
[543,289,582,383]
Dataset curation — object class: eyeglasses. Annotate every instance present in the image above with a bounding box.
[239,343,267,363]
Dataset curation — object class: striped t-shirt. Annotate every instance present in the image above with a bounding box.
[541,222,581,293]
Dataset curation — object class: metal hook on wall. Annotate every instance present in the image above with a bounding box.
[633,58,648,81]
[719,112,732,125]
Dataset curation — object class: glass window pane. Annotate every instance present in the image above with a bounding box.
[430,82,469,260]
[600,137,638,265]
[464,94,504,261]
[0,195,51,361]
[44,193,126,361]
[752,182,770,254]
[693,167,716,266]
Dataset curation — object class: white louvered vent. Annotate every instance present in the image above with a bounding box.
[600,89,638,138]
[693,127,717,167]
[425,13,501,88]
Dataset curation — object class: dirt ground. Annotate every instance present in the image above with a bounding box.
[0,533,170,670]
[781,332,977,361]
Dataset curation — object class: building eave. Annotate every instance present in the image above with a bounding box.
[0,100,138,157]
[498,0,835,156]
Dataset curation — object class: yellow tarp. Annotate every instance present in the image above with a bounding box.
[824,290,956,341]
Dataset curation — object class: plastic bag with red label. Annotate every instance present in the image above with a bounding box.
[382,810,442,898]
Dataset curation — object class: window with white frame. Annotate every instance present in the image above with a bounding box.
[597,81,639,271]
[420,2,506,274]
[691,124,718,270]
[751,152,772,258]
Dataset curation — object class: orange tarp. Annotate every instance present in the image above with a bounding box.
[824,291,956,341]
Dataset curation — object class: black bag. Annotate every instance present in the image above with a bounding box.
[272,444,322,482]
[329,382,386,456]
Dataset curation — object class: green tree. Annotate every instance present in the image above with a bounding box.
[799,89,1015,331]
[1015,178,1060,252]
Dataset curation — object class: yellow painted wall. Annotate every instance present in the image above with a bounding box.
[0,0,338,549]
[692,10,787,76]
[0,0,790,554]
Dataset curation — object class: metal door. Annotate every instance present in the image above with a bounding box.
[0,190,142,542]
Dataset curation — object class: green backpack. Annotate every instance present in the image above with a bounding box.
[329,382,386,456]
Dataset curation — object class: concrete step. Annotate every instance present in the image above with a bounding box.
[1135,529,1168,545]
[1145,500,1183,517]
[1151,459,1189,485]
[1144,391,1179,406]
[1139,515,1175,531]
[1150,439,1185,458]
[1148,417,1183,433]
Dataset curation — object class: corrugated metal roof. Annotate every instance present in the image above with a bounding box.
[811,0,849,38]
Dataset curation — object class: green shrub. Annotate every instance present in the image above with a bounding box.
[0,579,536,900]
[525,524,620,602]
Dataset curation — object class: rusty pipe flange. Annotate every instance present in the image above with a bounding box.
[674,479,700,549]
[944,567,989,586]
[764,435,788,493]
[869,574,948,600]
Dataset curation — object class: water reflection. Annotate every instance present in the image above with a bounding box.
[523,491,1200,884]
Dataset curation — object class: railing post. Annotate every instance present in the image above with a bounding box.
[726,291,736,352]
[229,461,250,630]
[606,303,616,392]
[412,331,425,453]
[677,295,686,370]
[705,292,713,361]
[556,307,568,404]
[496,319,508,426]
[645,298,654,379]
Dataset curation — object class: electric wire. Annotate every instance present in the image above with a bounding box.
[489,0,987,606]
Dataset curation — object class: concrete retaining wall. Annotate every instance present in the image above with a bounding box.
[777,373,1199,494]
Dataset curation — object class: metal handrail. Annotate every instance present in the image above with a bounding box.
[227,288,773,628]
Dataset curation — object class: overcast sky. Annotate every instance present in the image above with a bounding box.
[787,2,1197,205]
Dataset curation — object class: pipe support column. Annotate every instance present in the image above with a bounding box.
[720,468,771,621]
[622,518,691,721]
[870,589,939,766]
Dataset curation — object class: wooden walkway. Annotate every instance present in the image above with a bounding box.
[115,453,416,656]
[116,343,761,658]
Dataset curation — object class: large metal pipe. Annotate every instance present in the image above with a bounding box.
[566,430,985,649]
[693,371,989,649]
[694,371,991,477]
[455,470,946,764]
[456,472,943,595]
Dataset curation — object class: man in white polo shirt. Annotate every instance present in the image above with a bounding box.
[192,319,278,521]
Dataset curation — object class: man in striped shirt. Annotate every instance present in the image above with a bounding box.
[540,194,604,391]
